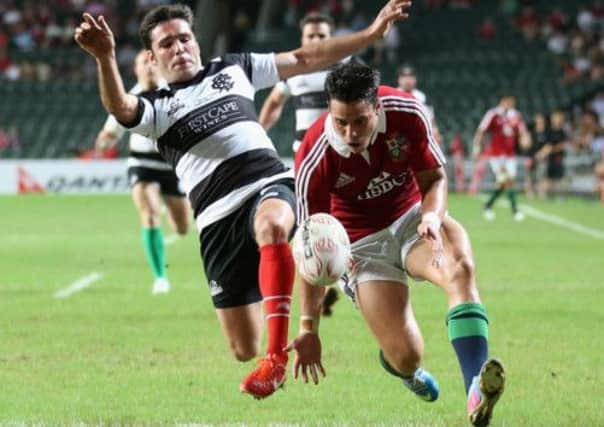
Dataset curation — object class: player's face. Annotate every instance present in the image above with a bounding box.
[501,96,515,110]
[329,99,379,153]
[398,75,416,92]
[301,22,331,46]
[551,112,564,128]
[149,18,202,83]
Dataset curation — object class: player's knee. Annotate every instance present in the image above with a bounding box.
[175,221,188,235]
[451,253,476,289]
[230,341,260,362]
[254,214,289,245]
[141,209,160,227]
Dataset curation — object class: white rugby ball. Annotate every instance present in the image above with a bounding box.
[292,213,351,286]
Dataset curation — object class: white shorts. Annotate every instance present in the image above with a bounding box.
[339,202,422,302]
[488,156,517,183]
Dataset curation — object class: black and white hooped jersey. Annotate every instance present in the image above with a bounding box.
[102,83,172,171]
[277,56,357,142]
[123,53,292,232]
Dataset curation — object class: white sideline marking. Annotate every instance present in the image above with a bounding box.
[520,204,604,241]
[53,272,103,299]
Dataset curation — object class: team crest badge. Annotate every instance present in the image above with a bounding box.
[211,73,234,92]
[385,135,407,161]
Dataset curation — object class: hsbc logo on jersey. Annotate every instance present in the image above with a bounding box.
[357,171,409,200]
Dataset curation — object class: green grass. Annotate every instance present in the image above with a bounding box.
[1,194,603,426]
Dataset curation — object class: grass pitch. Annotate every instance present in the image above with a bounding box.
[1,194,603,426]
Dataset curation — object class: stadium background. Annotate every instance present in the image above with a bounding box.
[1,1,603,426]
[0,0,603,197]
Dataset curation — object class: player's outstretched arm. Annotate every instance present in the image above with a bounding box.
[275,0,412,80]
[472,128,485,159]
[285,278,326,384]
[259,86,289,131]
[74,13,139,125]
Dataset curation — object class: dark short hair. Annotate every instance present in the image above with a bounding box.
[139,4,194,50]
[397,64,415,77]
[325,63,380,105]
[299,12,334,33]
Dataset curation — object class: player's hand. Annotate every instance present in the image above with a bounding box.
[417,215,443,268]
[284,332,326,384]
[369,0,412,40]
[74,13,115,59]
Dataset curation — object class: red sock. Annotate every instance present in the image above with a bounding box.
[258,242,295,357]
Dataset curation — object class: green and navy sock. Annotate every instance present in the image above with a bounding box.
[507,188,518,214]
[447,302,489,393]
[142,227,166,280]
[485,187,504,210]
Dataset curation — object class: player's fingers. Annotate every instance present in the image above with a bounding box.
[309,364,319,385]
[301,365,309,383]
[318,362,326,377]
[83,13,101,30]
[98,15,112,34]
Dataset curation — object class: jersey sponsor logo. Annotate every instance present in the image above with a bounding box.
[335,172,355,188]
[175,98,244,140]
[211,73,234,92]
[357,171,409,200]
[209,279,224,296]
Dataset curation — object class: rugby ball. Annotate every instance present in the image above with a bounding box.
[292,213,351,286]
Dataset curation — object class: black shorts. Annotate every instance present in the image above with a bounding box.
[546,161,565,180]
[199,179,296,308]
[127,166,185,197]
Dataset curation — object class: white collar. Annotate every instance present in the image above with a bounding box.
[324,102,387,158]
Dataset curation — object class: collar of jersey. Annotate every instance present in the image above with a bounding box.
[325,102,386,158]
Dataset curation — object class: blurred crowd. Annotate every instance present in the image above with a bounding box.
[506,0,604,83]
[282,0,401,65]
[0,0,197,81]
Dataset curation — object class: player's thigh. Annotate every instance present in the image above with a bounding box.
[356,280,422,352]
[200,199,265,356]
[163,195,190,234]
[405,216,478,301]
[132,182,161,216]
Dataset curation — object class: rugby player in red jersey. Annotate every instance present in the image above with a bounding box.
[289,63,505,426]
[473,95,531,221]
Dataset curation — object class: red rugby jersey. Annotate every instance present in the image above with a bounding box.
[295,86,445,243]
[478,107,527,157]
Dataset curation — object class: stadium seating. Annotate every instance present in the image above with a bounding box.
[252,0,603,155]
[1,0,602,158]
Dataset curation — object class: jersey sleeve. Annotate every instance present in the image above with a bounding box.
[116,92,158,140]
[294,127,333,225]
[405,102,446,172]
[223,52,280,92]
[478,110,495,132]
